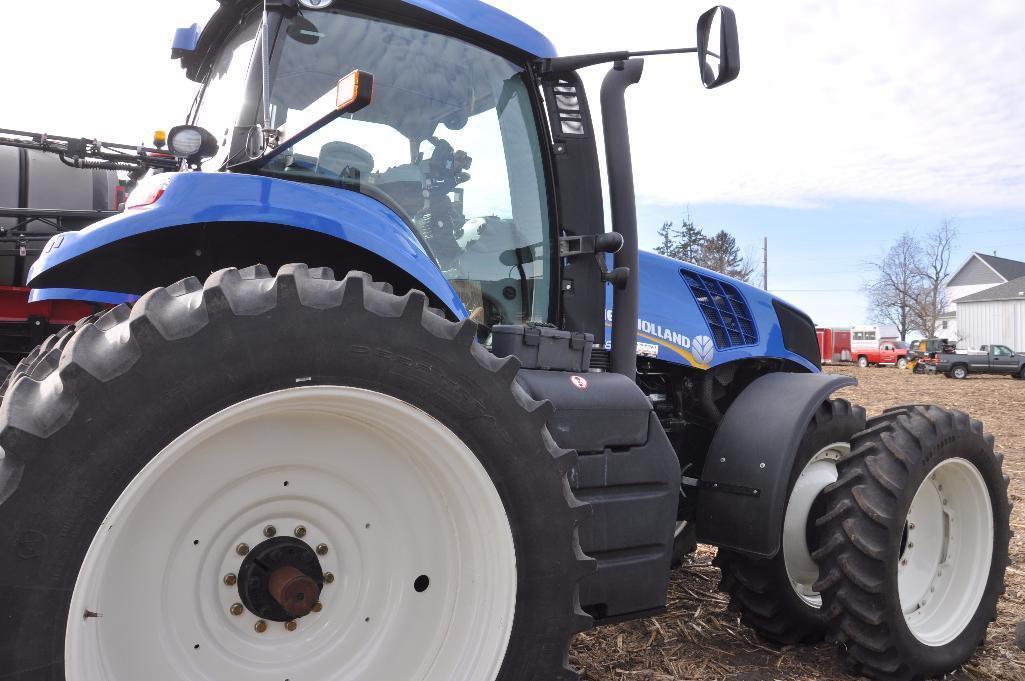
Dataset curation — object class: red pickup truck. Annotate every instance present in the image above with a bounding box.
[855,341,909,369]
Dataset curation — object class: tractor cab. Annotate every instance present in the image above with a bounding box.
[161,0,737,345]
[167,3,562,331]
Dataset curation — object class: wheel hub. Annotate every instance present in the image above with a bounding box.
[782,443,849,608]
[237,537,325,621]
[66,386,518,681]
[898,458,993,646]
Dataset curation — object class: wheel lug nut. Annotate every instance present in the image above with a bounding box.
[294,526,307,538]
[223,573,237,586]
[324,572,335,584]
[316,543,329,556]
[264,525,277,538]
[236,543,250,556]
[312,601,323,613]
[284,620,297,631]
[230,603,244,616]
[901,559,908,566]
[254,620,268,633]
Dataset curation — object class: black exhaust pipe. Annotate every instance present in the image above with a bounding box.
[601,59,644,382]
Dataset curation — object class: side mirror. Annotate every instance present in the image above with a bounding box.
[696,6,740,89]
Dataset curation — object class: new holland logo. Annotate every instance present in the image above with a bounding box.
[692,335,715,365]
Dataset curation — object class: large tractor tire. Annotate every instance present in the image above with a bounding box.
[714,399,866,644]
[0,265,593,681]
[813,406,1011,680]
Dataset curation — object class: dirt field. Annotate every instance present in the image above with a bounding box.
[571,365,1025,680]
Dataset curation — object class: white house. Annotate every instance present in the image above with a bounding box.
[940,253,1025,341]
[955,275,1025,351]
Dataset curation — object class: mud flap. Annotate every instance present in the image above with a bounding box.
[695,372,856,558]
[516,370,680,623]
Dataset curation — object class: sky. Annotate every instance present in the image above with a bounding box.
[2,1,1024,326]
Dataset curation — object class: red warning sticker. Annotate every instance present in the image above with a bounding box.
[570,375,588,390]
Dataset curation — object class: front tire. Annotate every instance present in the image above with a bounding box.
[0,266,592,681]
[714,399,866,645]
[896,357,908,370]
[813,406,1010,680]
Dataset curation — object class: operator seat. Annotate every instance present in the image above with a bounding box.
[316,141,374,183]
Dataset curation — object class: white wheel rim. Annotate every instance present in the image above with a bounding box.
[899,458,993,646]
[783,443,849,608]
[66,386,517,681]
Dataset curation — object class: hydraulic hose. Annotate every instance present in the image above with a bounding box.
[58,153,143,173]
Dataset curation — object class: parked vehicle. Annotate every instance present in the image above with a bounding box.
[816,326,851,364]
[936,344,1025,379]
[908,338,955,373]
[854,340,909,369]
[850,323,881,354]
[909,337,955,360]
[0,4,1009,681]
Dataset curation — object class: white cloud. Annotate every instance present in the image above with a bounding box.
[492,0,1025,210]
[3,0,1024,212]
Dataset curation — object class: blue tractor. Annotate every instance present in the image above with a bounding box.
[0,2,1010,680]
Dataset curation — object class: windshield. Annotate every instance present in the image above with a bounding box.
[237,9,553,327]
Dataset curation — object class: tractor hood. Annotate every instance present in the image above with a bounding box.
[607,251,821,373]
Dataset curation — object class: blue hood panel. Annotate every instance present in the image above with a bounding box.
[607,251,819,373]
[398,0,557,57]
[28,172,468,318]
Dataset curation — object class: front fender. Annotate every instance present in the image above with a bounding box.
[695,371,857,557]
[28,172,468,318]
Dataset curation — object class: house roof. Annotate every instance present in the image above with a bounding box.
[975,253,1025,281]
[957,274,1025,303]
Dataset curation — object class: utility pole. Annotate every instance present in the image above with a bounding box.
[763,237,768,291]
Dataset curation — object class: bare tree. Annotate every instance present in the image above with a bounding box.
[911,219,958,337]
[864,232,921,341]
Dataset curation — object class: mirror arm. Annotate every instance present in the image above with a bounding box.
[538,48,697,74]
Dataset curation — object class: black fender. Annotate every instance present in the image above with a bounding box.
[695,371,856,558]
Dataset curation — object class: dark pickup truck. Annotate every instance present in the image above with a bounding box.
[935,344,1025,379]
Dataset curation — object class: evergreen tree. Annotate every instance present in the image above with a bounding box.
[676,219,706,264]
[655,221,677,258]
[699,230,756,282]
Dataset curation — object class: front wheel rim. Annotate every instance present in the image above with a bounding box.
[899,458,993,647]
[782,443,850,608]
[66,386,517,681]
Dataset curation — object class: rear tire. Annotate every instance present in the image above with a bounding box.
[714,399,866,645]
[858,356,869,368]
[951,365,968,379]
[813,406,1010,680]
[0,266,592,681]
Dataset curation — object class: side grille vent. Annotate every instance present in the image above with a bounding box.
[679,268,758,350]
